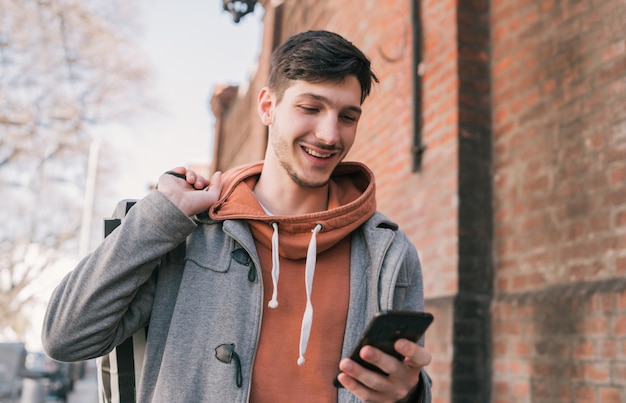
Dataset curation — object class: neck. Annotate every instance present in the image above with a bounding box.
[254,174,329,216]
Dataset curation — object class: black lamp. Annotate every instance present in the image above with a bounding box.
[222,0,257,23]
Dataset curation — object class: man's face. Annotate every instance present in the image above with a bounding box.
[259,76,363,188]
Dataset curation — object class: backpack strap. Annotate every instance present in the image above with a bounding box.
[97,199,142,403]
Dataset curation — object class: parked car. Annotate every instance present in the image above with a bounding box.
[23,351,72,403]
[0,342,26,401]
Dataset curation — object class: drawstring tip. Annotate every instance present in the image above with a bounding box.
[268,300,278,308]
[297,357,305,366]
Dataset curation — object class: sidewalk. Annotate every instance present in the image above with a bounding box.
[67,363,98,403]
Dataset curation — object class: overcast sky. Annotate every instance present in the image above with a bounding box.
[105,0,263,201]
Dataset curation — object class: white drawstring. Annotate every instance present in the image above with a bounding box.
[268,222,280,308]
[297,223,322,366]
[265,221,323,365]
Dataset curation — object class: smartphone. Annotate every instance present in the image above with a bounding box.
[333,310,434,388]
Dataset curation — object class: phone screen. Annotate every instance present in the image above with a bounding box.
[334,310,433,388]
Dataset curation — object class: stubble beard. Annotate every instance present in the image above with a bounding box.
[280,159,328,189]
[272,134,331,189]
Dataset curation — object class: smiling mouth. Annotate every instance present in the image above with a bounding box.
[303,146,334,159]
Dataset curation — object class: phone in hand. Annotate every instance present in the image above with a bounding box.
[333,310,434,388]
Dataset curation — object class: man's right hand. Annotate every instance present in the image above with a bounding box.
[157,167,223,217]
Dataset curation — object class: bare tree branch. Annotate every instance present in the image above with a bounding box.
[0,0,152,339]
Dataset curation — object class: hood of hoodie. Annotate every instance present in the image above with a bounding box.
[208,160,377,260]
[209,160,377,367]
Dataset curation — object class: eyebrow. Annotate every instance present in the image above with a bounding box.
[297,92,362,115]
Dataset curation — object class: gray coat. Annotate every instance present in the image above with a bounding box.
[43,191,431,402]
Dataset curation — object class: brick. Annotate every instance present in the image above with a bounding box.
[574,386,595,402]
[573,341,594,359]
[599,340,618,359]
[602,40,626,63]
[597,56,626,86]
[515,340,530,357]
[598,387,623,403]
[541,0,555,12]
[591,293,616,313]
[584,317,608,335]
[614,363,626,385]
[617,290,626,311]
[613,315,626,335]
[590,214,611,233]
[585,362,610,382]
[513,381,530,398]
[616,209,626,229]
[493,380,510,395]
[492,340,508,356]
[531,380,551,399]
[557,384,572,401]
[492,358,508,374]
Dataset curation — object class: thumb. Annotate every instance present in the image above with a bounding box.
[203,171,223,204]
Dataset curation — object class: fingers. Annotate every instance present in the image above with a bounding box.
[163,167,210,190]
[395,340,431,369]
[157,167,223,216]
[204,171,222,194]
[338,355,412,402]
[180,168,207,190]
[338,342,430,402]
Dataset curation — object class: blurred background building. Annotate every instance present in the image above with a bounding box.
[212,0,626,402]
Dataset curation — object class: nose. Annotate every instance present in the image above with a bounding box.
[315,115,341,145]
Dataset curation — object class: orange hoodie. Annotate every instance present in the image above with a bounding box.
[209,161,376,402]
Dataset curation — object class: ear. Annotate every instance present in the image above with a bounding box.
[257,87,273,126]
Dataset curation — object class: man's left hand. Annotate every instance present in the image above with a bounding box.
[336,339,431,403]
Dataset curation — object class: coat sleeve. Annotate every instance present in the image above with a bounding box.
[42,191,197,362]
[392,231,425,314]
[397,234,432,403]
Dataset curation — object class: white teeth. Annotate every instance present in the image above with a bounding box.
[304,148,332,158]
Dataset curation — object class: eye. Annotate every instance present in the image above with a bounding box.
[299,105,319,113]
[340,114,358,123]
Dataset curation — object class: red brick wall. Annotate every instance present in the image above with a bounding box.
[209,0,626,401]
[492,289,626,402]
[491,0,626,400]
[492,0,626,294]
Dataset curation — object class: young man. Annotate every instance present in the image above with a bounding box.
[43,30,432,402]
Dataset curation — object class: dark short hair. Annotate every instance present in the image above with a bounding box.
[268,30,379,104]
